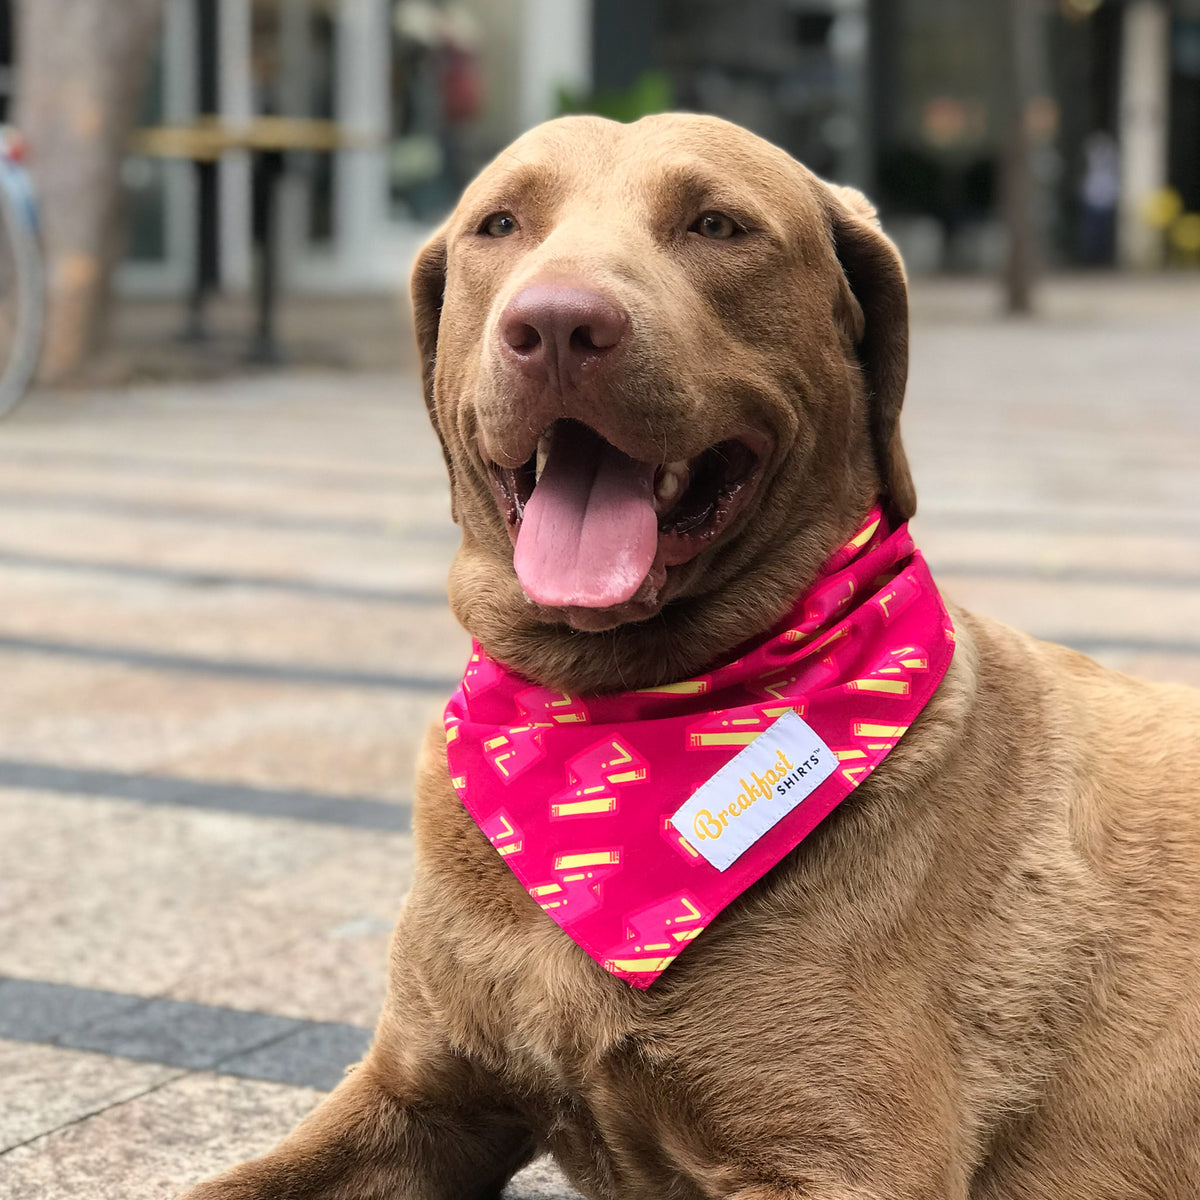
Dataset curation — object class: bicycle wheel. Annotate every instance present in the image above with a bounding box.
[0,157,44,418]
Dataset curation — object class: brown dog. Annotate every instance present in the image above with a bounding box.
[180,115,1200,1200]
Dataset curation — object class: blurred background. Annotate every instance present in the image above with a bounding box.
[0,4,1197,1199]
[1,0,1199,379]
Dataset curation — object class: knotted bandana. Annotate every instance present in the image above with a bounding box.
[444,508,955,988]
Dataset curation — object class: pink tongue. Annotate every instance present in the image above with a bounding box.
[514,423,658,608]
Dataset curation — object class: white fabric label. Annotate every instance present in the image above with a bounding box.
[670,710,838,872]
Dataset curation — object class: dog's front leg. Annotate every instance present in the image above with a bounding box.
[178,1066,534,1200]
[177,983,537,1200]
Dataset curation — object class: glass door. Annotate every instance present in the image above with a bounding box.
[245,0,340,281]
[119,0,198,294]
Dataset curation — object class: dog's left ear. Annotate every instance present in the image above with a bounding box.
[410,228,456,514]
[823,183,917,521]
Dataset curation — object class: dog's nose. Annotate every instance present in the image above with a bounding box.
[499,284,627,381]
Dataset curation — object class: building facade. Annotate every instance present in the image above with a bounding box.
[116,0,1198,292]
[119,0,590,295]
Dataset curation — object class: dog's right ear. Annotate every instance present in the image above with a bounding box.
[410,229,456,510]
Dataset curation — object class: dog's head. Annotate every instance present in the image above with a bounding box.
[413,113,913,691]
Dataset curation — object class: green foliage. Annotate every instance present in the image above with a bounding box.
[556,70,674,124]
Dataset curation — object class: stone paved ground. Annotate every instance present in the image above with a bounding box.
[0,275,1198,1198]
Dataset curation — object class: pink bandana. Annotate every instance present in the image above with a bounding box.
[444,508,955,988]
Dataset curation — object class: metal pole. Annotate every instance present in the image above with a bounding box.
[185,0,220,342]
[1001,0,1041,315]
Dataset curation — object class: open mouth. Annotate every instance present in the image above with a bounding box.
[487,418,763,612]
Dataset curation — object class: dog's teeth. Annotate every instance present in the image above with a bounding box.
[535,436,550,483]
[655,461,688,510]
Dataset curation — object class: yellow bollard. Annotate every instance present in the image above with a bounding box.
[1168,213,1200,266]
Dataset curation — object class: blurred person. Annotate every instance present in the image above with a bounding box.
[1078,130,1119,266]
[391,0,482,218]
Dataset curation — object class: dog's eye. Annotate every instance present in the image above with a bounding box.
[690,211,739,240]
[481,211,519,238]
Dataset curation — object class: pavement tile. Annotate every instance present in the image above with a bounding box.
[0,1039,179,1154]
[0,371,426,466]
[0,570,467,672]
[0,1064,580,1200]
[0,980,346,1094]
[0,761,406,830]
[220,1022,373,1090]
[0,979,146,1045]
[916,525,1200,579]
[0,659,443,800]
[0,977,373,1087]
[60,997,302,1071]
[0,1071,324,1200]
[173,922,393,1027]
[0,504,458,575]
[507,1160,586,1200]
[931,575,1200,653]
[940,569,1199,628]
[0,792,406,1025]
[0,463,443,527]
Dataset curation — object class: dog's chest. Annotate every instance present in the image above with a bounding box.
[428,880,641,1074]
[417,897,718,1193]
[448,963,715,1199]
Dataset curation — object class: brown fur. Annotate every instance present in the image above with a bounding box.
[180,114,1200,1200]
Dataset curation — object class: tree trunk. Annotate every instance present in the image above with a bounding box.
[15,0,166,383]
